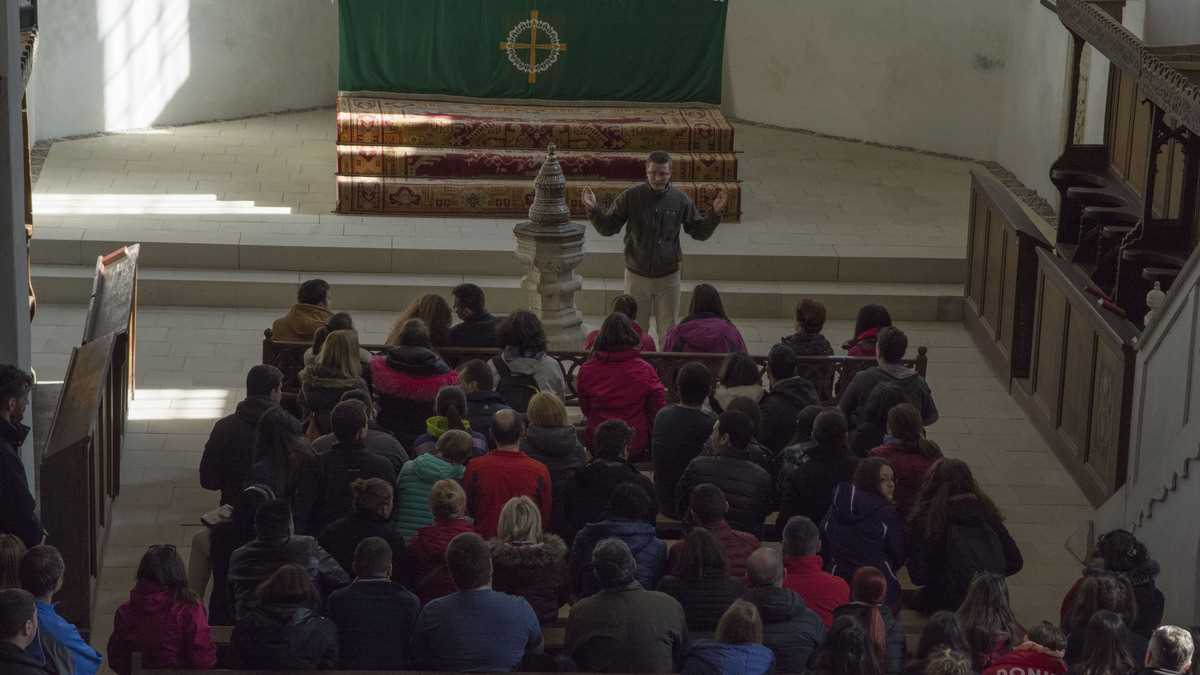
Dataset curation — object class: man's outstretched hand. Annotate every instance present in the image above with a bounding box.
[712,189,728,215]
[582,187,597,210]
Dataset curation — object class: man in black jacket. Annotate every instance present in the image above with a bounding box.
[839,327,938,428]
[567,419,656,532]
[0,589,48,675]
[200,365,283,506]
[312,389,409,474]
[742,547,824,673]
[0,366,41,548]
[448,283,499,348]
[758,344,819,455]
[651,362,714,518]
[325,537,420,670]
[676,411,774,539]
[458,360,511,448]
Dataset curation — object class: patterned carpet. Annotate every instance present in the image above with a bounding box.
[335,96,742,218]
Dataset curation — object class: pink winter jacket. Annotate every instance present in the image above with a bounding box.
[577,349,667,453]
[107,580,217,675]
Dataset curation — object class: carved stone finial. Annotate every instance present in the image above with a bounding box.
[1144,280,1166,327]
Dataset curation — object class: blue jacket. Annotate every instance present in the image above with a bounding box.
[821,483,905,606]
[569,519,666,597]
[682,640,775,675]
[27,599,102,675]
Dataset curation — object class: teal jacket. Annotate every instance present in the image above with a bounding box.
[391,453,465,538]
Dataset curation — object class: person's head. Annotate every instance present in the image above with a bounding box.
[315,329,362,378]
[812,614,884,675]
[795,298,827,335]
[593,312,641,353]
[352,536,393,580]
[688,283,729,321]
[497,496,544,544]
[610,481,653,521]
[746,547,784,588]
[592,419,632,461]
[768,343,797,384]
[724,396,763,436]
[716,600,763,645]
[678,527,728,581]
[0,365,33,423]
[0,535,26,590]
[452,283,487,321]
[497,310,548,356]
[254,406,308,482]
[851,567,889,662]
[331,399,369,444]
[230,484,276,541]
[812,408,850,449]
[1093,528,1151,573]
[351,478,393,520]
[791,405,823,446]
[1069,573,1138,630]
[457,359,495,394]
[339,388,377,421]
[886,402,923,446]
[956,573,1022,652]
[862,382,908,426]
[435,429,473,466]
[435,385,469,431]
[254,499,293,540]
[394,318,432,348]
[427,479,468,522]
[1148,625,1195,672]
[916,611,970,659]
[400,294,452,346]
[645,150,671,191]
[136,544,199,605]
[782,516,821,557]
[853,457,895,503]
[876,326,908,365]
[297,278,330,307]
[491,408,525,448]
[592,538,637,589]
[712,410,754,451]
[923,648,974,675]
[527,392,568,428]
[676,362,713,407]
[909,458,1002,537]
[326,311,355,333]
[688,482,729,526]
[246,364,284,403]
[1079,610,1136,675]
[611,294,639,322]
[446,532,492,590]
[1027,621,1066,652]
[718,352,760,388]
[0,588,37,649]
[19,545,64,600]
[256,563,319,609]
[854,304,893,338]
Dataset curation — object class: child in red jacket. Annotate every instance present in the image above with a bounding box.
[982,621,1067,675]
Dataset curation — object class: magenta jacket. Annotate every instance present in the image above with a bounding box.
[578,349,667,453]
[107,580,217,675]
[662,314,747,354]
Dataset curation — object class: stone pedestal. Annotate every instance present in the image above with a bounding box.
[514,144,586,350]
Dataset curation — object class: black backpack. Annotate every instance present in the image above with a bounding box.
[491,355,540,413]
[944,519,1007,598]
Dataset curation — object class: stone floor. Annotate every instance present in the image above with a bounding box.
[29,303,1090,665]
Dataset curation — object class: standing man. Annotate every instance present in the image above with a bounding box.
[583,151,728,337]
[0,365,41,548]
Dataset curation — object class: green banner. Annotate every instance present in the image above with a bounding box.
[338,0,729,103]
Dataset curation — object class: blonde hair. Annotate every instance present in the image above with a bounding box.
[716,600,763,645]
[316,329,362,378]
[496,496,543,543]
[526,392,567,428]
[429,479,466,519]
[387,294,451,346]
[924,648,972,675]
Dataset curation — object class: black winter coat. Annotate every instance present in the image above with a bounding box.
[448,313,499,348]
[778,442,858,531]
[782,333,835,400]
[651,405,715,519]
[677,448,775,539]
[658,573,746,631]
[0,642,50,675]
[522,426,588,539]
[293,441,396,535]
[758,376,820,455]
[199,396,276,506]
[226,535,350,620]
[317,510,410,586]
[312,423,409,475]
[466,390,511,446]
[490,536,571,623]
[232,604,338,670]
[742,585,824,674]
[372,346,458,450]
[567,458,657,532]
[298,367,369,435]
[0,419,40,548]
[833,602,906,675]
[325,579,421,670]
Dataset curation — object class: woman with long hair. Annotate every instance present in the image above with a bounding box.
[520,392,588,539]
[822,457,904,606]
[232,564,338,670]
[488,309,568,409]
[663,283,748,354]
[868,403,942,518]
[317,478,408,585]
[577,312,666,461]
[107,544,217,675]
[0,534,25,589]
[681,600,775,675]
[907,458,1023,614]
[299,329,370,436]
[303,312,364,367]
[488,496,569,623]
[845,303,893,357]
[411,385,488,457]
[1071,610,1136,675]
[833,566,906,674]
[246,406,316,503]
[850,383,908,457]
[1062,574,1146,665]
[809,614,885,675]
[371,318,460,449]
[657,527,747,631]
[956,573,1025,671]
[905,611,971,675]
[1059,528,1164,639]
[387,294,452,347]
[710,352,763,414]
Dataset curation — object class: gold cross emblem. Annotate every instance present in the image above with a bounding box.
[499,10,567,84]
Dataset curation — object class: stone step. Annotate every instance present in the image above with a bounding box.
[32,265,964,320]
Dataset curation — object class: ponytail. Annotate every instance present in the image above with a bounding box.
[445,403,465,431]
[864,604,886,662]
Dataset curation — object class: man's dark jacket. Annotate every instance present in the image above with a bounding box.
[589,183,720,278]
[293,440,396,535]
[742,584,825,673]
[676,446,774,539]
[448,313,499,348]
[0,642,51,675]
[200,396,276,505]
[0,418,41,547]
[226,535,349,620]
[758,376,821,455]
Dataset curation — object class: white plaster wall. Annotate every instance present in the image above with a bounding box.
[722,0,1010,159]
[29,0,338,141]
[1145,0,1200,46]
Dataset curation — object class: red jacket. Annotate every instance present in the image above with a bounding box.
[668,520,759,579]
[462,449,553,538]
[782,554,850,628]
[585,321,657,352]
[869,442,939,518]
[107,580,217,675]
[982,642,1066,675]
[409,516,477,605]
[577,349,667,453]
[844,326,882,358]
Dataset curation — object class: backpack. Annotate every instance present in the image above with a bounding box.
[491,355,540,413]
[945,519,1007,598]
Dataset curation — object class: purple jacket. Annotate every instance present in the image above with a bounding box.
[663,314,747,354]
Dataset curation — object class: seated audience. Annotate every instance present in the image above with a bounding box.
[566,419,656,533]
[850,383,908,457]
[107,544,216,675]
[585,295,658,351]
[490,310,569,410]
[298,329,370,436]
[411,385,488,457]
[391,429,471,537]
[202,484,276,626]
[781,515,850,629]
[780,410,858,531]
[199,365,283,506]
[983,621,1066,675]
[833,566,905,675]
[226,500,348,620]
[658,528,746,631]
[302,312,370,369]
[318,478,409,585]
[742,547,824,672]
[840,326,938,427]
[521,392,588,538]
[0,535,25,589]
[905,611,972,675]
[566,538,688,673]
[782,298,836,398]
[668,484,759,579]
[312,388,409,474]
[371,318,460,449]
[387,293,453,348]
[578,312,667,461]
[1063,574,1147,665]
[20,545,101,675]
[571,482,667,597]
[232,564,338,670]
[409,479,476,604]
[1141,625,1195,675]
[490,496,569,623]
[271,278,333,342]
[844,303,893,358]
[449,282,500,347]
[775,404,824,493]
[676,411,774,538]
[682,600,775,675]
[0,366,40,549]
[869,403,942,518]
[325,537,421,671]
[663,283,748,354]
[956,573,1026,672]
[652,362,716,518]
[245,406,315,504]
[710,352,763,414]
[907,459,1023,614]
[809,614,885,675]
[463,410,552,538]
[822,457,904,606]
[1060,528,1164,639]
[410,532,543,671]
[758,343,820,454]
[294,400,397,535]
[0,588,46,675]
[458,359,512,443]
